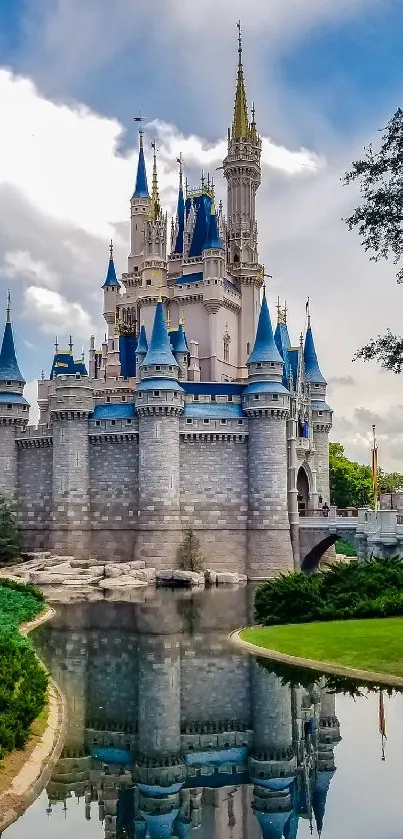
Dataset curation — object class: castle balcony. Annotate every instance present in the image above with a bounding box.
[296,437,315,454]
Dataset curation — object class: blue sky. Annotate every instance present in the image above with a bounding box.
[0,0,403,467]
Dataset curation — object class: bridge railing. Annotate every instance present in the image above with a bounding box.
[299,507,358,519]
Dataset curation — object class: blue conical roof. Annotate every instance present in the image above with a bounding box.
[133,133,149,199]
[102,244,120,288]
[174,322,188,354]
[0,306,24,383]
[304,324,326,385]
[204,207,223,250]
[173,171,185,254]
[248,293,283,365]
[312,769,335,835]
[142,302,178,367]
[136,324,148,355]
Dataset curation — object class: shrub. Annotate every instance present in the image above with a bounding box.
[335,538,357,557]
[176,528,204,573]
[254,556,403,626]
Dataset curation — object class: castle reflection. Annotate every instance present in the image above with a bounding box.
[33,586,341,839]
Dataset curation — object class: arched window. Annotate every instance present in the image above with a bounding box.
[223,331,231,363]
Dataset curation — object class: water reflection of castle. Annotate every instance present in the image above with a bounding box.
[34,589,341,838]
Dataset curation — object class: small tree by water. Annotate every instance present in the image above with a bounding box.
[176,528,204,573]
[0,493,20,566]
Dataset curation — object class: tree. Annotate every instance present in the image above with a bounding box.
[329,443,373,508]
[176,528,204,573]
[343,108,403,372]
[0,494,20,566]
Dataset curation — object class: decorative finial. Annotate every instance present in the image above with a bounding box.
[41,369,45,381]
[300,331,304,347]
[219,199,223,212]
[150,139,161,220]
[263,284,266,298]
[54,336,59,353]
[237,19,242,63]
[109,239,113,259]
[167,308,171,330]
[284,300,288,324]
[179,307,185,326]
[276,295,281,321]
[251,101,256,122]
[69,335,73,353]
[176,152,184,188]
[306,296,311,328]
[157,284,163,303]
[201,169,205,190]
[6,289,10,323]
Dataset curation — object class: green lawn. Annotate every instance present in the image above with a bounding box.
[241,618,403,678]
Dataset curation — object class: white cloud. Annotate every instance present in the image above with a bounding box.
[24,286,95,339]
[2,250,59,289]
[24,379,40,426]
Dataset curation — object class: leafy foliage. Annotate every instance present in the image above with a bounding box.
[176,528,204,573]
[0,579,47,759]
[335,539,357,558]
[256,656,400,697]
[343,109,403,371]
[254,556,403,626]
[329,443,373,508]
[0,493,20,566]
[343,108,403,283]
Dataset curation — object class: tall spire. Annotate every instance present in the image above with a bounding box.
[204,203,223,250]
[247,293,283,365]
[150,140,161,221]
[133,131,149,199]
[304,311,327,385]
[0,294,25,383]
[174,154,185,254]
[232,21,249,139]
[142,302,178,368]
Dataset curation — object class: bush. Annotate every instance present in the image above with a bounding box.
[0,494,20,566]
[0,580,47,760]
[335,539,357,557]
[254,556,403,626]
[176,528,204,573]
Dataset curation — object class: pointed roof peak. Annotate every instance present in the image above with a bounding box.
[204,204,223,250]
[0,296,25,383]
[304,316,326,385]
[248,294,283,365]
[232,20,249,140]
[102,241,120,288]
[136,323,148,355]
[142,302,178,368]
[173,155,185,254]
[133,130,149,199]
[150,139,161,220]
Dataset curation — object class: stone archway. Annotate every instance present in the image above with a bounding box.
[297,466,310,517]
[301,534,338,573]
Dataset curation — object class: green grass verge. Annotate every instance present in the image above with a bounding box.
[0,579,48,759]
[241,618,403,678]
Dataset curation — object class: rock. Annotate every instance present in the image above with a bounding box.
[62,577,101,586]
[129,568,156,583]
[216,572,241,585]
[128,560,146,570]
[104,564,132,578]
[98,576,148,589]
[156,570,174,583]
[205,569,218,585]
[172,570,205,587]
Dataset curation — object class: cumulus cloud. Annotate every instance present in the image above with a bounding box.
[24,286,96,339]
[2,250,59,290]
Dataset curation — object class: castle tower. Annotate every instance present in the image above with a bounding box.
[304,313,332,505]
[135,301,184,567]
[172,320,189,380]
[135,323,148,383]
[49,362,94,558]
[128,131,151,274]
[0,294,29,502]
[243,292,294,578]
[143,143,168,297]
[223,24,263,376]
[102,241,122,378]
[202,204,226,379]
[171,156,185,257]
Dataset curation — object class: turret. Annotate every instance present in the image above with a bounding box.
[129,131,151,274]
[0,293,29,501]
[171,320,189,380]
[142,142,168,295]
[223,23,263,374]
[135,324,148,383]
[135,301,184,568]
[243,292,294,577]
[172,155,185,256]
[304,309,332,505]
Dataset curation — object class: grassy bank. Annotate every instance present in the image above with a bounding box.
[0,580,48,759]
[241,618,403,678]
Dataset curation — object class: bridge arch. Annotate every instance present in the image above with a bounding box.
[297,463,312,516]
[301,534,338,573]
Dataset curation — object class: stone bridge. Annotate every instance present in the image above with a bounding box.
[298,508,403,571]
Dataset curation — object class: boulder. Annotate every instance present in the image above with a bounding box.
[98,576,148,589]
[172,570,205,587]
[104,564,132,578]
[205,569,218,585]
[156,570,174,583]
[62,577,101,586]
[216,572,241,585]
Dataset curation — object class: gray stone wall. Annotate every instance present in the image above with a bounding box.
[314,430,330,504]
[247,416,294,578]
[90,437,138,562]
[18,444,52,551]
[179,437,248,573]
[137,634,182,756]
[0,424,17,502]
[51,417,91,557]
[250,660,293,748]
[181,643,250,724]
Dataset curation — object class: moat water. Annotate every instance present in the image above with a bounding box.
[4,585,403,839]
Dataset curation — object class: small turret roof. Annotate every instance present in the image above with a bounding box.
[102,242,120,288]
[133,131,149,199]
[172,322,188,354]
[304,322,326,385]
[0,296,25,383]
[247,292,283,365]
[136,324,148,355]
[142,302,178,368]
[204,205,224,250]
[173,158,185,254]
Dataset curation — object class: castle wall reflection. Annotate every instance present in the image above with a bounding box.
[30,587,341,839]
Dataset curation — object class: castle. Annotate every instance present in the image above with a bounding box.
[0,31,332,577]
